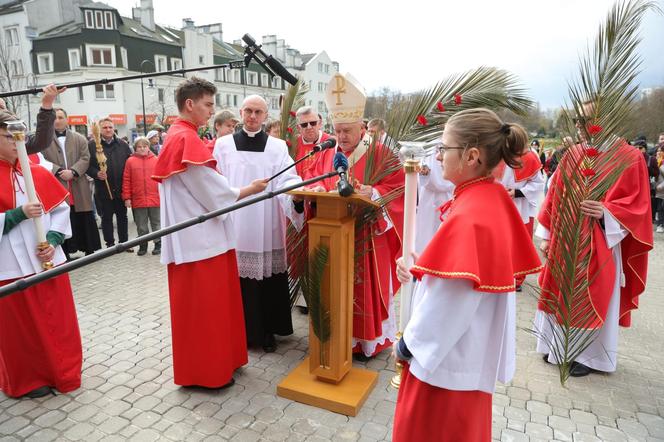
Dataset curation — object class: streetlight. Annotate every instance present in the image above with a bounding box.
[140,60,154,136]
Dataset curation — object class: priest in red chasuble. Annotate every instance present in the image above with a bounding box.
[0,111,82,399]
[535,102,653,378]
[392,109,542,441]
[153,77,267,388]
[294,106,333,179]
[308,72,405,359]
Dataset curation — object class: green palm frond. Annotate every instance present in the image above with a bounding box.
[300,244,331,344]
[385,66,533,149]
[279,78,309,158]
[527,0,658,386]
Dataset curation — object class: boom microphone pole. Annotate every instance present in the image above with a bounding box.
[0,60,248,99]
[242,34,298,86]
[0,170,339,299]
[267,138,337,182]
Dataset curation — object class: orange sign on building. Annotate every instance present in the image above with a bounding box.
[67,115,88,125]
[108,114,128,125]
[164,115,178,125]
[135,114,157,125]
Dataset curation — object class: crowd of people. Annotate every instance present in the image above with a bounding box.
[0,74,658,441]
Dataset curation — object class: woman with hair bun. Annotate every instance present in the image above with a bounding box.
[392,108,542,442]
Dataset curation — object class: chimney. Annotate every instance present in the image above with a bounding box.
[182,18,195,29]
[135,0,155,31]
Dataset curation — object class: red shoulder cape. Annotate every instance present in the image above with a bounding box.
[411,177,542,292]
[493,150,542,182]
[152,118,217,183]
[0,159,69,213]
[295,132,332,179]
[538,141,653,327]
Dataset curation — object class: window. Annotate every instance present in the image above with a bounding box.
[37,53,53,73]
[158,88,165,104]
[271,77,281,89]
[233,95,238,107]
[232,70,241,83]
[10,60,23,76]
[77,87,84,101]
[261,73,269,87]
[270,98,279,110]
[198,55,205,65]
[325,64,329,74]
[104,11,114,29]
[226,94,231,106]
[215,69,222,81]
[171,58,182,71]
[318,62,323,73]
[318,101,325,113]
[215,94,221,105]
[85,10,94,28]
[317,82,324,93]
[120,47,128,69]
[95,84,114,99]
[4,28,18,47]
[246,71,257,86]
[68,49,80,70]
[155,55,167,72]
[87,45,115,66]
[95,11,104,29]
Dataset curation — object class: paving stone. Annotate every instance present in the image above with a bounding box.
[500,428,530,442]
[570,410,599,425]
[525,422,553,439]
[99,416,130,434]
[64,422,95,440]
[636,412,664,438]
[0,416,30,435]
[595,425,628,442]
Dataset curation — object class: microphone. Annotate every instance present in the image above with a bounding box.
[312,138,336,152]
[242,34,299,86]
[333,152,354,197]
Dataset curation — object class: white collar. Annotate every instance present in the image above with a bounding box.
[243,127,262,138]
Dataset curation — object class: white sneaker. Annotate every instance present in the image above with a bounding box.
[657,226,664,233]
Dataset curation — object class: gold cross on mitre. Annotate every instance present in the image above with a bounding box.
[331,75,346,105]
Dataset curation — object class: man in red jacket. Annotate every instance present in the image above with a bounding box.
[122,137,160,255]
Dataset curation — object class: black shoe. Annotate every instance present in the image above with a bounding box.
[297,306,309,315]
[262,333,276,353]
[516,285,523,292]
[353,353,372,362]
[151,246,161,255]
[542,354,550,363]
[24,386,53,398]
[569,361,592,377]
[137,247,148,256]
[183,378,235,390]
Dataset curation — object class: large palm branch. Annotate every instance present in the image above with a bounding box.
[279,78,309,159]
[528,0,658,386]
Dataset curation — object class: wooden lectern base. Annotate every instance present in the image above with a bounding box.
[277,357,378,416]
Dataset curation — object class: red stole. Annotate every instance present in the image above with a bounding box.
[538,141,653,327]
[411,177,542,292]
[152,118,218,182]
[492,150,542,182]
[309,143,405,341]
[295,132,332,179]
[0,159,69,213]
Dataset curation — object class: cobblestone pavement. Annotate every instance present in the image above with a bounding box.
[1,231,663,441]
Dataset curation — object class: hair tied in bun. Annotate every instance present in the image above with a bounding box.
[500,123,511,135]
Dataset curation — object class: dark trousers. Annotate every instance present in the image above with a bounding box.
[132,207,161,248]
[656,198,664,226]
[100,197,128,246]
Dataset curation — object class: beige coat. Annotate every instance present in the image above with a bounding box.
[42,130,93,212]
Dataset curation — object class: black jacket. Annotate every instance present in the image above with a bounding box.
[87,135,132,200]
[26,108,55,154]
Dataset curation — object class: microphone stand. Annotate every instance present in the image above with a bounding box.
[0,170,339,299]
[268,150,317,182]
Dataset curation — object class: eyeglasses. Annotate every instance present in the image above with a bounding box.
[435,143,467,156]
[1,134,16,142]
[298,121,318,128]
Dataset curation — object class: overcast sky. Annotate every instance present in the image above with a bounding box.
[112,0,664,110]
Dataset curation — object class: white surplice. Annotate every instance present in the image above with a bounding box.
[534,208,626,372]
[415,154,455,254]
[496,165,545,224]
[213,132,303,280]
[159,165,240,265]
[0,174,70,280]
[403,276,516,394]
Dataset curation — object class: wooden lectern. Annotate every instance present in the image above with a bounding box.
[277,190,380,416]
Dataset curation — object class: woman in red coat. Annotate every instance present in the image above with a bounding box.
[122,137,160,255]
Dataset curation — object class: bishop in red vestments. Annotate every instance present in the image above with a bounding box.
[308,73,404,358]
[152,77,266,388]
[0,114,82,399]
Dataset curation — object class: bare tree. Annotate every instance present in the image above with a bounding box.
[0,34,27,114]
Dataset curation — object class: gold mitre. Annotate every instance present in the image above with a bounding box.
[325,72,366,124]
